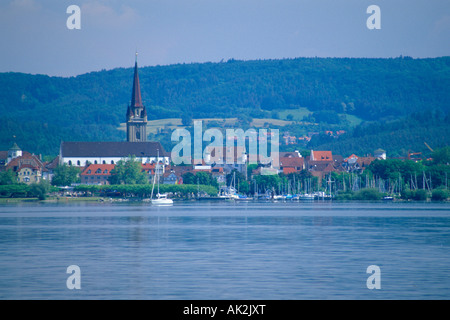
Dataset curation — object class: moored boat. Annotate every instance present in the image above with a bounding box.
[151,193,173,205]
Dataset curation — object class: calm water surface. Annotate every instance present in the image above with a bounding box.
[0,200,449,299]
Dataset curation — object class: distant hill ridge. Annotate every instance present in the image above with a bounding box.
[0,56,449,156]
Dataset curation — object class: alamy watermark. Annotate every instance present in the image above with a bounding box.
[171,120,279,168]
[66,265,81,289]
[367,5,381,30]
[171,120,280,170]
[66,5,380,31]
[66,5,81,30]
[366,265,381,289]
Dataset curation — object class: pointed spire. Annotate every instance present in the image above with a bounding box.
[130,52,143,108]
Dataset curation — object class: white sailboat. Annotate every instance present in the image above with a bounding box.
[150,157,173,206]
[152,192,173,205]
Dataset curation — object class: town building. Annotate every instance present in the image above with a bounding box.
[126,53,148,142]
[305,150,347,183]
[0,143,52,184]
[80,164,115,185]
[0,142,22,169]
[279,157,305,175]
[59,141,169,167]
[374,148,386,160]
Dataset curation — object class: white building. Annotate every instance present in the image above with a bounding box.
[59,141,170,167]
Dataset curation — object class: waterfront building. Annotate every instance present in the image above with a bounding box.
[59,141,169,167]
[80,163,115,185]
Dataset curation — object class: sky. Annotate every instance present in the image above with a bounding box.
[0,0,449,77]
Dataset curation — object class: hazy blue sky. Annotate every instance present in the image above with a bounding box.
[1,0,449,76]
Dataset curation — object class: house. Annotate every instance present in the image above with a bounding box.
[310,150,333,162]
[309,162,343,184]
[0,142,23,170]
[306,150,333,171]
[279,151,302,158]
[343,154,359,172]
[211,167,226,184]
[305,150,347,183]
[345,154,359,162]
[160,165,195,185]
[279,157,304,175]
[1,142,48,184]
[141,163,156,182]
[283,133,297,145]
[80,164,115,185]
[332,154,344,166]
[5,152,47,184]
[42,156,60,181]
[205,146,247,175]
[357,156,376,172]
[342,154,376,173]
[374,149,386,160]
[163,171,179,184]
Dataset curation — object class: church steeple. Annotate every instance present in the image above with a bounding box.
[126,52,148,142]
[130,52,143,108]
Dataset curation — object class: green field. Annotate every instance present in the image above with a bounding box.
[118,117,301,134]
[278,108,312,121]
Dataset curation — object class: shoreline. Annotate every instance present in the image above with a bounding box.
[0,196,448,205]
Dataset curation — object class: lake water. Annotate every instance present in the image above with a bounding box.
[0,200,449,300]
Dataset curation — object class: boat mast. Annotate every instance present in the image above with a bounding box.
[157,149,160,195]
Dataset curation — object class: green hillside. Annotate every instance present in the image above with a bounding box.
[0,56,449,156]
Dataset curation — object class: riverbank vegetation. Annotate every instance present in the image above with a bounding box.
[73,184,218,199]
[0,181,57,200]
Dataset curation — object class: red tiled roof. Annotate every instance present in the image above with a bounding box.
[282,167,297,175]
[323,162,336,172]
[45,156,60,169]
[6,153,44,171]
[311,150,332,161]
[280,157,304,168]
[81,164,115,176]
[141,163,156,170]
[357,156,376,167]
[344,154,359,162]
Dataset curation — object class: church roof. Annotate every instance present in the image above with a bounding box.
[60,141,168,158]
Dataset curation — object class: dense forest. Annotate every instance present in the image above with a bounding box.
[0,56,449,157]
[307,110,450,157]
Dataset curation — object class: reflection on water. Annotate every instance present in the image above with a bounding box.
[0,201,449,299]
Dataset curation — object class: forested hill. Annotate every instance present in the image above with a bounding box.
[0,56,449,156]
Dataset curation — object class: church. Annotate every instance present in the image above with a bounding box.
[59,55,170,167]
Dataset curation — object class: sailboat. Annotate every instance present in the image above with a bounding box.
[218,171,240,200]
[152,192,173,205]
[151,159,173,206]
